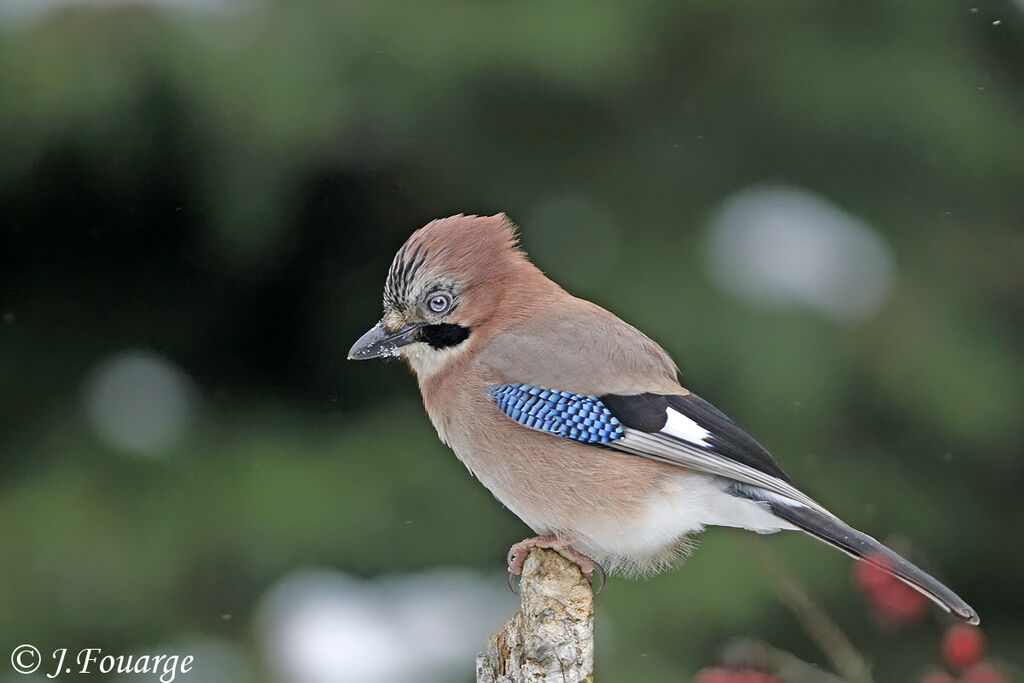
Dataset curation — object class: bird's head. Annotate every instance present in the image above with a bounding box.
[348,213,534,377]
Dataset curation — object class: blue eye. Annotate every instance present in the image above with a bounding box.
[428,293,452,313]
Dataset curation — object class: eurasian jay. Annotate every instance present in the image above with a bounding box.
[348,213,978,624]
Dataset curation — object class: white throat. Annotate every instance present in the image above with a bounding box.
[401,341,468,380]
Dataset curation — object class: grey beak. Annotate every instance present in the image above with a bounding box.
[347,320,422,360]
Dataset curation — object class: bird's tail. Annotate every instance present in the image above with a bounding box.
[761,495,979,624]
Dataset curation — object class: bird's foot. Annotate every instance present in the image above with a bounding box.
[506,535,606,593]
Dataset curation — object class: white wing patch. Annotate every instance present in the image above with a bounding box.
[662,407,712,447]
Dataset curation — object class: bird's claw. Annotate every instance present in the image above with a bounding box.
[588,560,606,594]
[505,535,605,594]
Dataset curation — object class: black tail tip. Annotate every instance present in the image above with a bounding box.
[958,607,981,626]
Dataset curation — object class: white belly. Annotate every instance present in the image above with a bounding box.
[565,473,795,577]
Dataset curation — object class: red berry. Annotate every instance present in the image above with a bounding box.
[919,671,955,683]
[694,666,777,683]
[738,669,777,683]
[694,667,732,683]
[942,624,985,669]
[960,661,1004,683]
[855,554,927,625]
[869,579,928,623]
[854,553,893,593]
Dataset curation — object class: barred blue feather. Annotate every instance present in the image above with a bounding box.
[489,383,624,444]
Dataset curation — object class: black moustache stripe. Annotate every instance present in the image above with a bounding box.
[417,323,470,349]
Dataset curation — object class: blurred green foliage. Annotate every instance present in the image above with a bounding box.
[1,1,1022,681]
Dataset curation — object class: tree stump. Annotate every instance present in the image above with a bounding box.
[476,548,595,683]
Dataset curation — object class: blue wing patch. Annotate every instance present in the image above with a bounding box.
[489,383,624,444]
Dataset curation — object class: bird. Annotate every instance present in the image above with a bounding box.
[348,212,978,624]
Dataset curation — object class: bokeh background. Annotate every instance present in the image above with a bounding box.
[2,1,1023,681]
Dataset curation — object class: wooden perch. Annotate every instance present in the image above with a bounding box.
[476,548,595,683]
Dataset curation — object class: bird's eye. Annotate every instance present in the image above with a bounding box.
[428,293,452,313]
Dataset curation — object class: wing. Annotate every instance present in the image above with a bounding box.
[487,383,980,624]
[479,296,682,396]
[479,296,825,510]
[488,382,828,514]
[602,391,792,483]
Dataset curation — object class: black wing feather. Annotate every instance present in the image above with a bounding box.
[594,391,978,623]
[600,392,791,483]
[729,482,979,624]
